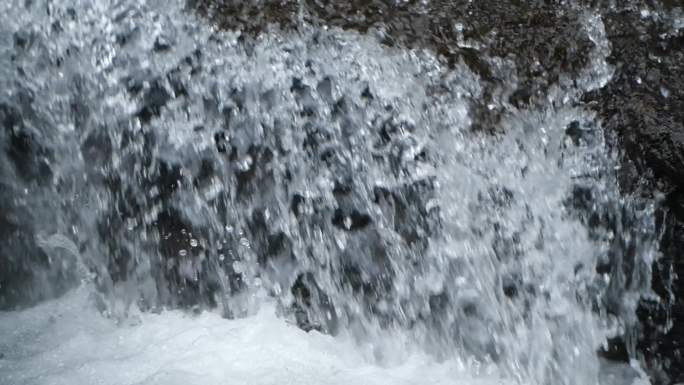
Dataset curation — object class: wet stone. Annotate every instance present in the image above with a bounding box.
[136,79,172,123]
[581,3,684,383]
[194,0,595,132]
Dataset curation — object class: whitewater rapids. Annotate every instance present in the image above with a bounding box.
[0,286,649,385]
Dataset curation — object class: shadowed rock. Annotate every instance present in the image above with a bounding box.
[582,2,684,383]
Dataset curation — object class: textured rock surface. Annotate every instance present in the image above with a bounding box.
[583,3,684,384]
[0,93,78,309]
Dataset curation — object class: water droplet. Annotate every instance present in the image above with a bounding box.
[239,237,250,247]
[225,225,233,233]
[179,249,187,257]
[190,239,198,247]
[335,234,346,249]
[218,254,225,261]
[238,155,253,171]
[661,86,670,98]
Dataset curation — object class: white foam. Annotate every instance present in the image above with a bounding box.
[0,287,512,385]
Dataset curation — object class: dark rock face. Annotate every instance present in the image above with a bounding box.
[0,96,78,309]
[582,3,684,384]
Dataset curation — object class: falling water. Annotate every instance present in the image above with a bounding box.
[0,0,661,384]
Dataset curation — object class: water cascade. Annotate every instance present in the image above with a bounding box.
[0,1,667,384]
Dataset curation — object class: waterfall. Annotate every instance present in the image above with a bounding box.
[0,0,661,384]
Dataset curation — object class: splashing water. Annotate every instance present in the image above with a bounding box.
[0,0,660,384]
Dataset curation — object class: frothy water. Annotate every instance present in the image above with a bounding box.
[0,286,510,385]
[0,0,660,384]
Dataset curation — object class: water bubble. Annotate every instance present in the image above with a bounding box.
[232,261,244,273]
[335,234,346,249]
[661,86,670,98]
[190,239,198,247]
[179,249,187,257]
[237,156,253,171]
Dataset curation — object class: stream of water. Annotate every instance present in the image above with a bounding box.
[0,0,663,384]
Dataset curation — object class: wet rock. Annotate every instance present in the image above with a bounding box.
[583,3,684,383]
[565,121,589,146]
[191,0,300,34]
[153,35,173,52]
[290,272,338,333]
[502,273,522,298]
[135,78,172,123]
[600,336,630,363]
[155,209,223,309]
[331,209,372,231]
[194,0,594,132]
[1,100,53,184]
[0,99,76,310]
